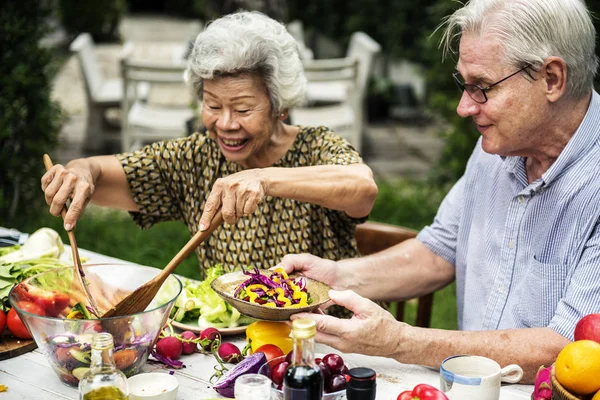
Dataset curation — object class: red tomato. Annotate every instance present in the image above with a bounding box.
[7,307,32,339]
[17,301,46,316]
[255,344,285,361]
[0,309,6,333]
[12,284,69,317]
[397,384,448,400]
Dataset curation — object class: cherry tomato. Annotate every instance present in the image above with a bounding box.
[271,360,289,386]
[17,301,46,316]
[397,384,449,400]
[7,307,32,339]
[255,344,285,361]
[12,284,69,317]
[0,309,6,333]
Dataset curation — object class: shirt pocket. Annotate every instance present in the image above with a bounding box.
[514,256,569,328]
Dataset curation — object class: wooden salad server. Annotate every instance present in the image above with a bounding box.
[101,210,224,318]
[43,154,101,317]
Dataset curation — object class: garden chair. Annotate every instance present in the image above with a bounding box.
[289,58,360,150]
[289,32,381,153]
[355,221,434,327]
[287,20,314,60]
[120,55,196,152]
[69,33,149,152]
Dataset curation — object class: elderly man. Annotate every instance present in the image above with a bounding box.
[279,0,599,383]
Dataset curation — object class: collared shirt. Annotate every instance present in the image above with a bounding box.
[417,91,600,339]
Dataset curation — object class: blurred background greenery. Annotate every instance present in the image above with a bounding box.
[3,0,600,330]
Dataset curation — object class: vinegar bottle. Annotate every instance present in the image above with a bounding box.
[78,332,129,400]
[283,318,323,400]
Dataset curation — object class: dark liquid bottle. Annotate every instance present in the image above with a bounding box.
[283,319,323,400]
[346,367,376,400]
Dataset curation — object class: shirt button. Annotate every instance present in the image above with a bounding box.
[517,195,524,203]
[507,240,514,249]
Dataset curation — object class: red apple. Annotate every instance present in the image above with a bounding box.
[574,314,600,343]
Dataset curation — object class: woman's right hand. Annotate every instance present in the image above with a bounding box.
[41,164,95,230]
[277,253,341,289]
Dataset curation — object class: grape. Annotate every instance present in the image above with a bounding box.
[323,353,345,374]
[327,373,347,393]
[271,360,289,386]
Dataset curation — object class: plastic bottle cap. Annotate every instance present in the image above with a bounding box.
[347,367,376,389]
[291,318,316,339]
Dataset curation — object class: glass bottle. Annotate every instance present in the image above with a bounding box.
[78,332,129,400]
[346,367,376,400]
[283,319,323,400]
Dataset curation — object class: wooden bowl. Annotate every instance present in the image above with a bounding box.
[551,366,582,400]
[210,269,331,321]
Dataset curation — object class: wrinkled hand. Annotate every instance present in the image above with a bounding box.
[290,290,408,357]
[41,164,94,230]
[277,253,340,289]
[200,169,267,229]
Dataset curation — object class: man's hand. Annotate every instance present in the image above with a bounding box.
[277,253,341,289]
[199,169,267,229]
[290,290,409,358]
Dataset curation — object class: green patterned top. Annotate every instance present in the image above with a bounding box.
[116,126,366,278]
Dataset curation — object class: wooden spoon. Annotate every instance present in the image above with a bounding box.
[101,210,224,318]
[43,154,100,317]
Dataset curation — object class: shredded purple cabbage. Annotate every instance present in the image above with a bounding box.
[235,267,310,307]
[150,350,185,369]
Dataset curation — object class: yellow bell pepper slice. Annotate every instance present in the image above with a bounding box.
[266,288,292,307]
[246,321,293,354]
[246,284,269,304]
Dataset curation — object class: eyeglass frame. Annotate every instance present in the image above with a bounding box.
[452,64,532,104]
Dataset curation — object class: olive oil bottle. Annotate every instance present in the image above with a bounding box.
[79,332,129,400]
[283,319,323,400]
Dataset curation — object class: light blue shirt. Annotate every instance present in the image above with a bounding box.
[417,90,600,339]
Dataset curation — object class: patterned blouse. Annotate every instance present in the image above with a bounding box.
[116,126,367,279]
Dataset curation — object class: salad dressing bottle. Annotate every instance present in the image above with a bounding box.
[283,319,323,400]
[78,332,129,400]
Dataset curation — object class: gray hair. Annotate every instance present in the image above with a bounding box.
[186,11,307,116]
[440,0,598,99]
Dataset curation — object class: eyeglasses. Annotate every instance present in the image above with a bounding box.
[452,65,531,104]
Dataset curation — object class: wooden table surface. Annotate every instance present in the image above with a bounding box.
[0,248,535,399]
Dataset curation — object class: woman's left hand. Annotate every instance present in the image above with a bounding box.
[290,290,410,358]
[199,169,267,229]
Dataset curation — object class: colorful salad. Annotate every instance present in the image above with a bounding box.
[234,267,311,308]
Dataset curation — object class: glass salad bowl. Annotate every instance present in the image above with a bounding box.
[9,264,182,386]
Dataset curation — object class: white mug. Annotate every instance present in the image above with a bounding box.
[440,355,523,400]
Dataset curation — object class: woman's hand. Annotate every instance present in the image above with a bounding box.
[41,164,95,230]
[290,289,409,358]
[199,169,267,229]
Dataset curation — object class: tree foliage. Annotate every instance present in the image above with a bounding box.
[0,0,63,221]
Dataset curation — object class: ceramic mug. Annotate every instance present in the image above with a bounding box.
[440,355,523,400]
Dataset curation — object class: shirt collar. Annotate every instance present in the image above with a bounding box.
[501,90,600,187]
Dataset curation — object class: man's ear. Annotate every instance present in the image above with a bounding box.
[543,57,567,102]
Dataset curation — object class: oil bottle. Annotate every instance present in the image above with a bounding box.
[78,332,129,400]
[283,318,323,400]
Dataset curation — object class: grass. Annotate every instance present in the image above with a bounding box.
[9,178,458,330]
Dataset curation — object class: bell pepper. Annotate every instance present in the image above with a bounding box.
[246,284,269,304]
[266,287,292,307]
[246,320,293,355]
[397,384,448,400]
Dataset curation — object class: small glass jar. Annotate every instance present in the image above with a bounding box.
[78,332,129,400]
[234,373,272,399]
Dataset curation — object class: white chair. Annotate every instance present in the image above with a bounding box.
[120,56,196,152]
[69,33,149,151]
[287,20,314,60]
[290,32,381,153]
[290,58,361,150]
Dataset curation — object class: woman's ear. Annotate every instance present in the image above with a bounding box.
[543,57,567,102]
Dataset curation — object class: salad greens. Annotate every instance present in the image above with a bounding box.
[0,228,71,312]
[168,265,254,329]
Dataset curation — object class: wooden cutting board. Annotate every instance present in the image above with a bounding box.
[0,336,37,361]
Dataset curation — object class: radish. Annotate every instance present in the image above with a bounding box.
[218,342,243,363]
[156,336,183,360]
[180,331,198,355]
[199,327,220,350]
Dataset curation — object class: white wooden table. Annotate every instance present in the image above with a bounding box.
[0,248,534,399]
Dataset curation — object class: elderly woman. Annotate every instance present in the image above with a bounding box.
[41,11,377,278]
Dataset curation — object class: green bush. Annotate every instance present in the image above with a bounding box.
[0,0,63,223]
[59,0,126,43]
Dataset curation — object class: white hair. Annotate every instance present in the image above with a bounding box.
[186,11,307,116]
[440,0,598,99]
